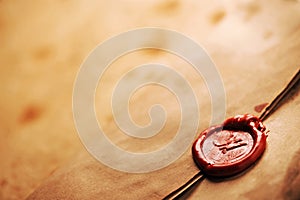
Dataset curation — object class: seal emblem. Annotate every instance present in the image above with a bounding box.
[164,70,299,199]
[192,114,268,177]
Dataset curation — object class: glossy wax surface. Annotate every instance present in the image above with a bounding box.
[192,114,268,177]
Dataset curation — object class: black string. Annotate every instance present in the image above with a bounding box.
[259,69,300,121]
[163,69,300,199]
[162,171,204,200]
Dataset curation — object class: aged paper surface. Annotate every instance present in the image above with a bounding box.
[0,1,300,199]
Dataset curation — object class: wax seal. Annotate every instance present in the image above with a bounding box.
[192,114,268,177]
[164,71,299,199]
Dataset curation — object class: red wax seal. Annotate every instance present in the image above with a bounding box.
[192,114,268,177]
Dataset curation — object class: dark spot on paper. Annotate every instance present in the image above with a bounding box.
[48,168,57,176]
[144,48,164,56]
[19,105,43,124]
[242,3,260,20]
[254,103,268,113]
[0,179,8,187]
[155,0,180,15]
[246,3,260,14]
[210,10,226,25]
[33,46,53,60]
[106,115,113,123]
[281,149,300,200]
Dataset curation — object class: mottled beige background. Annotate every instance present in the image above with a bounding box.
[0,0,300,200]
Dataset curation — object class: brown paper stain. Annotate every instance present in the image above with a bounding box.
[210,10,226,25]
[254,102,268,113]
[241,3,261,21]
[144,48,164,56]
[33,46,54,61]
[1,1,300,200]
[155,0,180,15]
[19,105,43,125]
[0,179,8,187]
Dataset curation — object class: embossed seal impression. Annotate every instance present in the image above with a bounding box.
[164,71,299,199]
[192,114,268,177]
